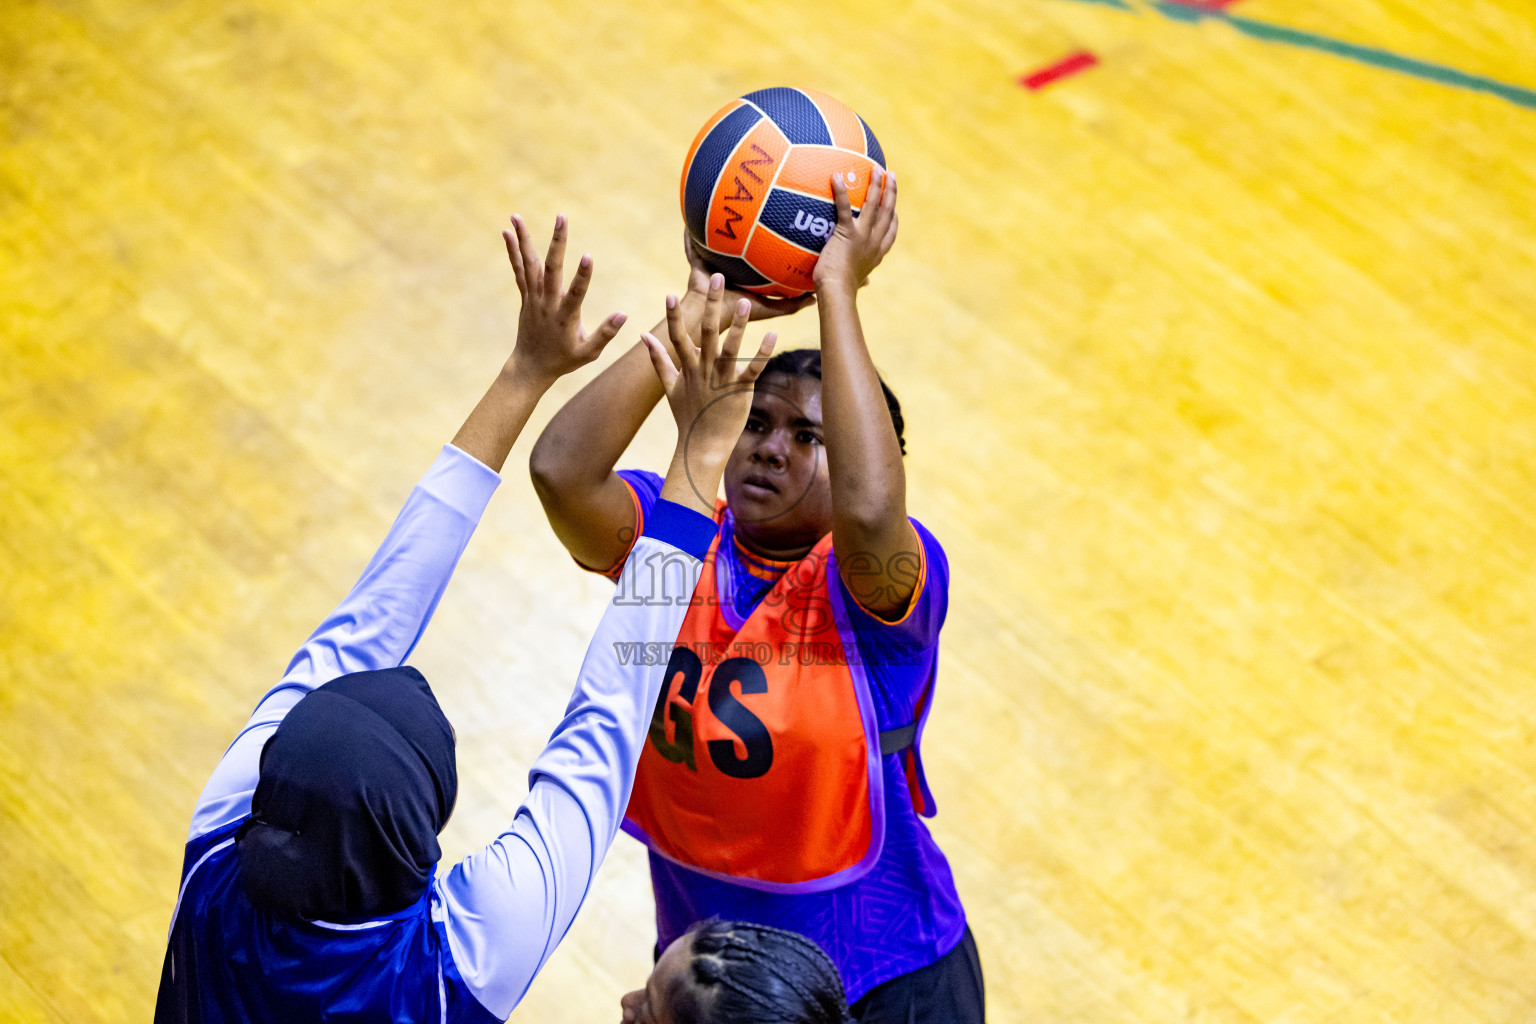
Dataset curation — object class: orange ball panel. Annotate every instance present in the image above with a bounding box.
[704,120,789,258]
[744,228,818,296]
[774,148,875,211]
[801,88,869,153]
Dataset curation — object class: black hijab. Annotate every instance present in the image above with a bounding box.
[236,667,457,921]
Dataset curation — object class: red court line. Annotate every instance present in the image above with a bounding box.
[1019,50,1099,90]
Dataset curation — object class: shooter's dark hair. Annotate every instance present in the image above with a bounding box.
[668,920,855,1024]
[757,349,907,455]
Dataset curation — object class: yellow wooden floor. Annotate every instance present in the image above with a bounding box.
[4,0,1536,1020]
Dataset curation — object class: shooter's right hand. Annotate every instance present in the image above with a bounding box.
[683,229,815,328]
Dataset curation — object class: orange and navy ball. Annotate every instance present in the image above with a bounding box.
[681,88,886,298]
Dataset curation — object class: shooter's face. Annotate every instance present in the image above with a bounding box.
[723,374,833,557]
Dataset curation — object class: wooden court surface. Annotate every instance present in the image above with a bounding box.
[4,0,1536,1019]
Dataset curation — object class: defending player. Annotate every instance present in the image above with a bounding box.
[530,170,984,1022]
[155,217,774,1023]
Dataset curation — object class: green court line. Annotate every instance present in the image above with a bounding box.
[1055,0,1536,111]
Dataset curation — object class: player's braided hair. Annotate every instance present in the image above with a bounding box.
[675,920,855,1024]
[758,348,907,456]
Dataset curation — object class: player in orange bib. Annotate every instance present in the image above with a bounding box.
[531,169,982,1023]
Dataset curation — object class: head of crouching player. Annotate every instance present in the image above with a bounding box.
[621,919,854,1024]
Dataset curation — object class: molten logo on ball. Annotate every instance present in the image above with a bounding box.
[792,210,833,240]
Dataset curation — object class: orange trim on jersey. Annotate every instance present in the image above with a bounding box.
[738,559,786,584]
[732,534,797,582]
[775,148,874,208]
[706,121,788,257]
[841,525,930,626]
[681,100,746,216]
[574,476,644,582]
[803,89,870,153]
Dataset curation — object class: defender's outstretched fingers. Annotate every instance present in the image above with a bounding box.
[511,214,543,293]
[639,332,679,390]
[718,297,750,363]
[712,297,751,390]
[586,311,628,354]
[561,254,594,322]
[502,227,529,298]
[698,273,726,362]
[744,331,779,382]
[663,294,697,368]
[543,214,568,300]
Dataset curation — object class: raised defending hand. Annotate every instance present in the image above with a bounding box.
[503,214,628,386]
[644,273,777,443]
[811,166,898,294]
[640,274,777,514]
[449,215,625,473]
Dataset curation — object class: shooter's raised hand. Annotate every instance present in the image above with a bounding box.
[811,166,898,295]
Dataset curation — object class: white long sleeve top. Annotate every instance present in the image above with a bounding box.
[159,444,714,1022]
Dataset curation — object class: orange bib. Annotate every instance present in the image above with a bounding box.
[622,533,888,893]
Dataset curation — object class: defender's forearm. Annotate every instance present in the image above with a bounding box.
[452,369,549,474]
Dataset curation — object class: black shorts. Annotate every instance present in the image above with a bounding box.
[852,925,985,1023]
